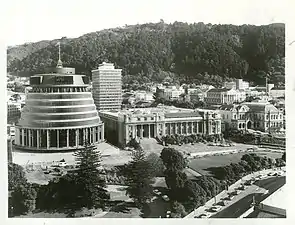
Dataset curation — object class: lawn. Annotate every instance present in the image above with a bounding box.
[188,151,283,176]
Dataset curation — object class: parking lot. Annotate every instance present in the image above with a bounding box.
[186,168,286,218]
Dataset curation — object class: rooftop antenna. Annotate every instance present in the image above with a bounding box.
[56,42,63,68]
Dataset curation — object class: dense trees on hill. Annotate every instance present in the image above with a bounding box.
[7,22,285,85]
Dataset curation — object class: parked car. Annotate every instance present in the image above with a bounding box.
[195,212,212,218]
[153,189,161,196]
[210,205,222,212]
[162,195,170,201]
[217,201,228,206]
[58,162,68,167]
[224,195,234,201]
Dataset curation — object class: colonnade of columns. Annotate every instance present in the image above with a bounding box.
[15,125,104,150]
[125,120,221,143]
[164,121,202,136]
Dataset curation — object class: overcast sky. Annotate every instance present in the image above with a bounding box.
[2,0,287,46]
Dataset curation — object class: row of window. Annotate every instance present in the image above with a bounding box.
[30,87,88,93]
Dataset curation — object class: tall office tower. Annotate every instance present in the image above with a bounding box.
[14,44,104,152]
[92,62,122,111]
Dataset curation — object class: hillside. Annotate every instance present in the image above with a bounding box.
[7,22,285,86]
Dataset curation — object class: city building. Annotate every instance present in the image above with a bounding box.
[7,101,21,117]
[14,54,104,152]
[205,88,246,105]
[219,104,250,131]
[252,185,286,218]
[92,62,122,111]
[156,86,185,101]
[219,102,284,132]
[224,79,249,90]
[134,91,154,102]
[269,87,285,98]
[236,79,249,90]
[99,106,222,147]
[186,88,205,102]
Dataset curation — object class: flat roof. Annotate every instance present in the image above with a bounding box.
[261,184,286,210]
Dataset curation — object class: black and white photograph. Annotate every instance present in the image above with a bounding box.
[3,0,292,222]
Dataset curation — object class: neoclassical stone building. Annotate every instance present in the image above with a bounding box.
[14,57,104,152]
[99,106,222,147]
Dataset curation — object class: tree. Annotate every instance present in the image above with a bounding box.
[160,148,187,171]
[73,144,109,209]
[282,152,286,162]
[8,163,27,191]
[170,201,187,218]
[10,183,37,216]
[124,147,154,207]
[146,153,165,177]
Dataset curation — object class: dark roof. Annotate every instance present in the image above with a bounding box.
[207,88,231,93]
[271,87,285,90]
[242,103,278,112]
[219,104,235,110]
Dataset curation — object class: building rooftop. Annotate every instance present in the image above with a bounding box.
[207,88,231,93]
[261,185,286,210]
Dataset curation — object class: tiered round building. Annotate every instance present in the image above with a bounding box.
[14,60,104,152]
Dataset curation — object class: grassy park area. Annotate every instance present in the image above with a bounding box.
[188,151,283,176]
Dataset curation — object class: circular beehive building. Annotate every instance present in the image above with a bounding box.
[14,63,104,152]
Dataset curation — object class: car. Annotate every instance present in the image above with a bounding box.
[153,189,161,195]
[264,190,269,195]
[224,195,234,201]
[195,213,211,218]
[238,185,246,190]
[162,195,170,201]
[166,211,171,217]
[217,201,227,206]
[210,206,222,212]
[232,190,241,195]
[58,162,68,167]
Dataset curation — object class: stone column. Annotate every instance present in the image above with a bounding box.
[76,129,79,147]
[186,122,189,134]
[37,130,40,148]
[141,125,144,138]
[57,130,59,148]
[196,122,199,134]
[22,129,24,146]
[92,128,96,143]
[66,129,69,147]
[148,124,151,138]
[28,129,31,147]
[132,125,135,138]
[47,130,50,149]
[101,123,105,141]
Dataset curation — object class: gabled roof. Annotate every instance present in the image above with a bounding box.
[242,103,279,112]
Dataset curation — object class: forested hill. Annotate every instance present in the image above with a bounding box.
[7,22,285,86]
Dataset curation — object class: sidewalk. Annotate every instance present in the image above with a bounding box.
[185,167,285,218]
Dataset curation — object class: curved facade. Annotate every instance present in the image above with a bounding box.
[14,66,104,152]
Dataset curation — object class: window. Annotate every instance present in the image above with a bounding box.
[137,118,140,121]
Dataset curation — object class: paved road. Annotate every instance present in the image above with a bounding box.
[211,176,286,218]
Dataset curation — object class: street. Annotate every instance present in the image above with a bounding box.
[210,176,286,218]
